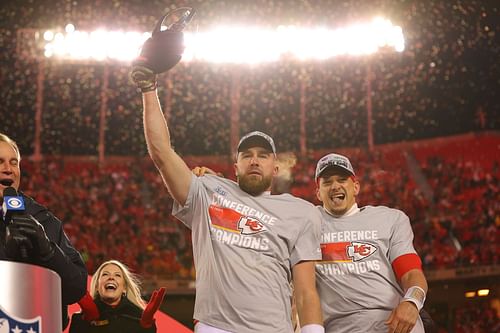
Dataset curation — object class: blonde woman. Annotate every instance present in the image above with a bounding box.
[69,260,165,333]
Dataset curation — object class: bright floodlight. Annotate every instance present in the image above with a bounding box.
[65,23,75,33]
[477,289,490,297]
[42,18,404,63]
[43,30,54,41]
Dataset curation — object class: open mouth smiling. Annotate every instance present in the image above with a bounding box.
[0,179,14,186]
[104,283,117,291]
[330,192,346,202]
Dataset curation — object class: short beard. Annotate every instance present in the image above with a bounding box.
[238,173,272,196]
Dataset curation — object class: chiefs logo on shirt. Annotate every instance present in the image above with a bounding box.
[209,204,267,235]
[238,216,266,235]
[321,241,377,262]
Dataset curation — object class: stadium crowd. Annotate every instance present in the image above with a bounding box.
[1,0,498,156]
[1,0,498,331]
[17,134,498,278]
[453,299,500,333]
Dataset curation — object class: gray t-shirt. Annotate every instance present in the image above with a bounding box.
[315,205,424,333]
[173,174,322,333]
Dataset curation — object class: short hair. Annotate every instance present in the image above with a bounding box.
[90,260,146,309]
[0,133,21,161]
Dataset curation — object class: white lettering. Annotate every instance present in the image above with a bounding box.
[358,261,367,273]
[316,259,381,276]
[221,230,233,243]
[235,203,243,213]
[212,194,277,226]
[322,230,379,243]
[210,226,270,251]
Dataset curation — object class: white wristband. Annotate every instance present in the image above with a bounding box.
[402,286,426,311]
[301,324,325,333]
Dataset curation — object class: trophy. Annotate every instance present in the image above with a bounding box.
[153,7,196,34]
[136,7,196,74]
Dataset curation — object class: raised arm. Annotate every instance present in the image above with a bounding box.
[131,28,193,205]
[142,89,191,205]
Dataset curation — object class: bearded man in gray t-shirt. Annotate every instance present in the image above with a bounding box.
[131,33,324,332]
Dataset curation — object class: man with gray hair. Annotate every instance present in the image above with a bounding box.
[0,133,87,330]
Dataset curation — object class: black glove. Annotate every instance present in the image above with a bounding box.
[5,224,33,260]
[9,215,55,261]
[130,64,157,93]
[130,30,184,92]
[135,31,184,74]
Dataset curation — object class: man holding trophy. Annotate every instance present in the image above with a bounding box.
[130,8,325,333]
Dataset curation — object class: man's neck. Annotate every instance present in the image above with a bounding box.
[326,202,359,218]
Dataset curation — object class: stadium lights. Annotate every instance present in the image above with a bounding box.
[477,289,490,297]
[464,289,491,298]
[43,24,149,61]
[42,18,404,63]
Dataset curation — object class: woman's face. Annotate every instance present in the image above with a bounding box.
[97,264,126,306]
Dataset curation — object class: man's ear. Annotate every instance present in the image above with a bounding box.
[353,178,361,196]
[233,162,238,178]
[273,163,279,177]
[316,186,323,202]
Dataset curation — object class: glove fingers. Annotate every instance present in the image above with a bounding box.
[5,232,34,257]
[14,219,43,236]
[130,65,157,92]
[12,236,34,250]
[12,218,36,227]
[140,288,165,328]
[78,292,100,321]
[131,64,154,75]
[149,288,166,310]
[15,226,38,238]
[12,219,54,260]
[11,216,43,229]
[131,72,152,82]
[156,287,166,302]
[11,217,36,226]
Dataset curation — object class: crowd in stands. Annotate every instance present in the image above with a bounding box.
[1,1,498,330]
[42,64,102,154]
[21,157,194,279]
[1,0,498,156]
[17,134,498,279]
[453,299,500,333]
